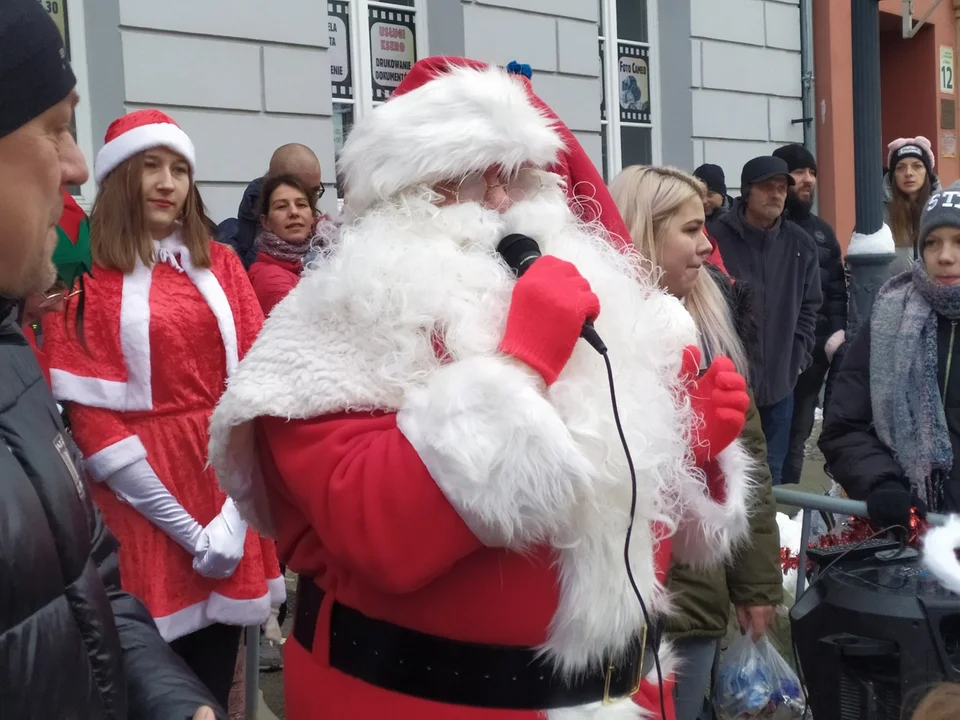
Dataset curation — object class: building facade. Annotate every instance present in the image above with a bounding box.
[815,0,960,248]
[50,0,803,222]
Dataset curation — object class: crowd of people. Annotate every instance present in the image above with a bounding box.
[5,2,960,719]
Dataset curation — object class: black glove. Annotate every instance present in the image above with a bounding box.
[865,482,926,530]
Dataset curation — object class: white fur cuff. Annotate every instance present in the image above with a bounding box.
[671,440,754,568]
[397,355,594,548]
[923,517,960,595]
[84,435,149,482]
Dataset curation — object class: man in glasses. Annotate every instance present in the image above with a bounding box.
[0,2,221,718]
[210,57,751,719]
[221,143,325,268]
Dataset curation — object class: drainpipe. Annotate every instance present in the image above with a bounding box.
[799,0,818,214]
[799,0,817,158]
[846,0,896,338]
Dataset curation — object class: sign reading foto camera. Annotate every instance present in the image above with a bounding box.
[618,44,650,124]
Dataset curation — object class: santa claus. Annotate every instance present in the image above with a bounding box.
[209,58,754,719]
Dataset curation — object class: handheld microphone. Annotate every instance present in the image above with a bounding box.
[496,233,607,354]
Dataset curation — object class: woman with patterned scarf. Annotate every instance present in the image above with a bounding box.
[248,173,337,315]
[820,179,960,529]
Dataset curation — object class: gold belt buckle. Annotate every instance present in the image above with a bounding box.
[602,625,647,705]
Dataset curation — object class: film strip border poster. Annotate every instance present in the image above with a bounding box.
[618,43,651,124]
[369,7,417,101]
[328,1,353,100]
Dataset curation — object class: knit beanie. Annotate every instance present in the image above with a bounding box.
[693,163,727,196]
[0,0,76,139]
[773,143,817,174]
[918,179,960,247]
[888,136,935,176]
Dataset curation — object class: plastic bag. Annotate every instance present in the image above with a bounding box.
[713,634,773,718]
[756,637,804,719]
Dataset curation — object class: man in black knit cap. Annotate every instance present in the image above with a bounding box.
[773,143,848,486]
[694,162,734,220]
[0,3,221,717]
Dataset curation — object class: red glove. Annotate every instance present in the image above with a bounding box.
[499,256,600,385]
[680,346,749,465]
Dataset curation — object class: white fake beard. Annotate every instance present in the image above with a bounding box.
[326,185,698,672]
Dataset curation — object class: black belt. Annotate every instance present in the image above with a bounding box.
[292,574,659,710]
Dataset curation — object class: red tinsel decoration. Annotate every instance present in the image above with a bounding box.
[780,508,931,574]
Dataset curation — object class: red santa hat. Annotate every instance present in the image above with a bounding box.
[339,56,632,250]
[95,109,196,185]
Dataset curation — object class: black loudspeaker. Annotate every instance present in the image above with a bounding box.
[790,556,960,719]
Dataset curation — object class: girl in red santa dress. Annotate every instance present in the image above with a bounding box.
[210,59,752,720]
[43,109,284,709]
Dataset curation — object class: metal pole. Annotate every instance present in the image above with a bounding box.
[851,0,884,235]
[774,486,947,525]
[244,625,260,720]
[796,509,813,598]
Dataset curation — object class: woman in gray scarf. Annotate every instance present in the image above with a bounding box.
[820,179,960,528]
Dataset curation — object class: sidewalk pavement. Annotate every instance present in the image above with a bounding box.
[258,692,279,720]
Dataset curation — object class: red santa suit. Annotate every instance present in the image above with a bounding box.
[209,59,753,720]
[43,131,284,641]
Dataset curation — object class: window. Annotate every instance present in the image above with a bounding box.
[40,0,96,205]
[328,0,428,198]
[598,0,661,180]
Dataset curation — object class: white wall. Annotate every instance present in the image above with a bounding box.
[116,0,337,222]
[690,0,802,193]
[461,0,604,171]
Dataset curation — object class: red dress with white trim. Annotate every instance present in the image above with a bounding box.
[43,237,283,641]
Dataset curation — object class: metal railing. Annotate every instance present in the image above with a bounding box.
[772,486,947,600]
[238,489,951,719]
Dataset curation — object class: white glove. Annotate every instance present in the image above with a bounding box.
[104,458,203,553]
[192,497,247,579]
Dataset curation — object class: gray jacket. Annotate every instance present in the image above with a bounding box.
[707,199,822,406]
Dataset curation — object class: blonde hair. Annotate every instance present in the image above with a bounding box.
[610,164,749,376]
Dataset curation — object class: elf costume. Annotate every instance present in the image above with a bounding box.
[22,190,93,386]
[209,59,752,720]
[43,110,284,643]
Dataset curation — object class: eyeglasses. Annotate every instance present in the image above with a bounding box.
[40,284,81,307]
[446,167,544,207]
[311,185,326,202]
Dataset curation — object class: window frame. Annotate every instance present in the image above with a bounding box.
[331,0,428,204]
[346,0,429,121]
[599,0,662,178]
[51,0,97,208]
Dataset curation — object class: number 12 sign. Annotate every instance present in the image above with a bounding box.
[941,46,955,94]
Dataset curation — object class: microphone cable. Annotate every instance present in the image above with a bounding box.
[597,342,668,720]
[495,234,665,715]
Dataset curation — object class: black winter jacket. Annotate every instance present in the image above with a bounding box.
[785,207,847,364]
[218,176,263,269]
[707,199,823,406]
[819,315,960,512]
[0,308,222,720]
